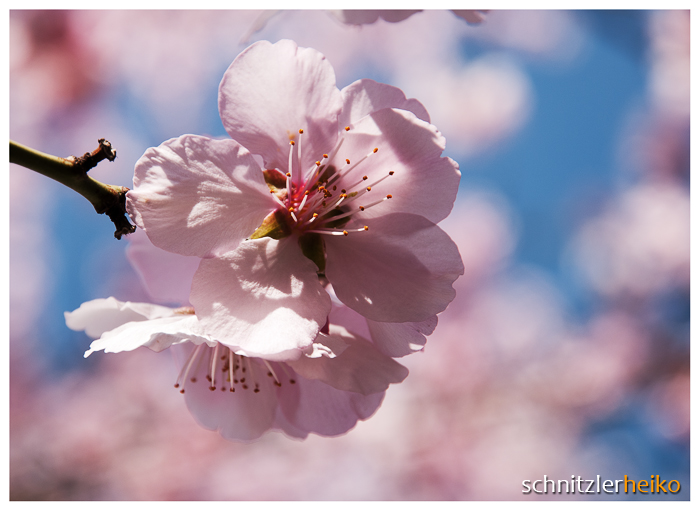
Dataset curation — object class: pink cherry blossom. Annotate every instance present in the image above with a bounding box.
[127,39,463,361]
[65,296,408,441]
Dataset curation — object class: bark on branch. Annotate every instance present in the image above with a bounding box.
[9,139,137,239]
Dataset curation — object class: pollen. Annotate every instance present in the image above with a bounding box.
[316,161,321,166]
[288,207,294,212]
[386,194,393,199]
[298,128,304,134]
[323,154,328,158]
[373,147,378,153]
[359,206,365,211]
[344,126,350,131]
[343,230,349,236]
[366,186,372,191]
[346,159,351,164]
[289,140,295,146]
[364,226,369,231]
[286,172,291,177]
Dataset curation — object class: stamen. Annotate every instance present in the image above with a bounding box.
[278,363,297,384]
[263,360,282,387]
[209,343,219,391]
[228,350,235,392]
[358,195,393,211]
[174,343,204,394]
[270,193,287,210]
[344,126,350,131]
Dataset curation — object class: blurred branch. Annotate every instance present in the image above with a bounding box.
[9,139,137,239]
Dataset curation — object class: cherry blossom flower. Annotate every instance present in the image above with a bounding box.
[66,296,408,441]
[127,39,463,362]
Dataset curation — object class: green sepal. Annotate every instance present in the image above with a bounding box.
[298,232,326,275]
[249,209,291,240]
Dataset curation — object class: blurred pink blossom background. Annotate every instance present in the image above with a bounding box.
[9,10,689,500]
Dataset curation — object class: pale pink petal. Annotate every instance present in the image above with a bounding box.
[336,108,460,224]
[366,315,438,357]
[219,39,342,172]
[65,297,174,339]
[277,373,385,436]
[127,135,275,257]
[84,315,212,358]
[271,406,309,440]
[190,237,331,360]
[340,78,430,126]
[287,326,408,396]
[328,303,438,357]
[325,213,464,322]
[172,344,278,442]
[125,228,200,305]
[328,302,372,339]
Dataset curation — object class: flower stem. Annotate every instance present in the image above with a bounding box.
[9,139,137,239]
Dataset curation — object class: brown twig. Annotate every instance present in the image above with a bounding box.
[9,139,137,239]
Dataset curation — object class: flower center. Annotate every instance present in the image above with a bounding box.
[174,343,296,396]
[253,126,395,241]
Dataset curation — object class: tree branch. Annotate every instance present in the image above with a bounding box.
[9,139,137,239]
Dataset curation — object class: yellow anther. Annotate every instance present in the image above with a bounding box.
[363,226,369,231]
[316,161,321,166]
[290,140,295,146]
[359,206,365,211]
[340,193,347,198]
[288,207,294,212]
[373,147,378,153]
[313,213,318,218]
[343,230,349,236]
[298,128,304,134]
[344,126,350,131]
[286,172,291,177]
[366,186,372,192]
[323,154,329,158]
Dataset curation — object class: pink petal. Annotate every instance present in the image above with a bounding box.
[127,135,275,257]
[366,315,438,357]
[65,297,174,339]
[126,228,200,305]
[219,39,342,172]
[277,373,385,437]
[325,213,464,322]
[287,326,408,395]
[271,406,310,440]
[172,344,278,442]
[84,315,211,358]
[337,108,460,224]
[329,303,438,357]
[328,302,372,339]
[340,78,430,126]
[190,237,331,360]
